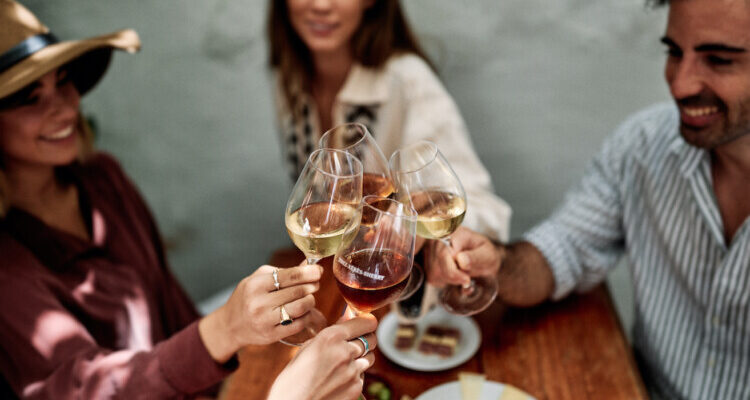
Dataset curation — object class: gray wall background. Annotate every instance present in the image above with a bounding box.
[25,1,671,332]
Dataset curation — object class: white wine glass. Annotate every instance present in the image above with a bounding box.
[390,140,498,316]
[283,148,363,345]
[333,196,417,315]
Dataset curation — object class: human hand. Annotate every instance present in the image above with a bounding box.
[425,227,503,288]
[199,263,322,363]
[267,314,378,400]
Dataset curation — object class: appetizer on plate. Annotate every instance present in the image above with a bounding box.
[395,324,418,350]
[417,325,461,357]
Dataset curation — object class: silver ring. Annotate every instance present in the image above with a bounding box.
[280,304,293,326]
[355,335,369,358]
[272,268,281,291]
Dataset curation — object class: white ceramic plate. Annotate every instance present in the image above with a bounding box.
[415,381,536,400]
[376,307,481,372]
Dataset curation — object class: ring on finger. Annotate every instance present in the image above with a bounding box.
[354,335,370,358]
[272,268,281,291]
[279,304,293,326]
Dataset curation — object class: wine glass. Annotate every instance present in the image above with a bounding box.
[333,196,417,316]
[319,123,423,298]
[390,140,498,316]
[283,148,364,345]
[318,123,394,198]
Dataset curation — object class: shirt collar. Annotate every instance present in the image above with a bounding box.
[336,62,389,105]
[668,131,709,178]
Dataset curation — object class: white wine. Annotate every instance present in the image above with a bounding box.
[409,191,466,239]
[286,202,361,260]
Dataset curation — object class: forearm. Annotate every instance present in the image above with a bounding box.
[6,322,232,398]
[496,241,554,307]
[198,305,238,364]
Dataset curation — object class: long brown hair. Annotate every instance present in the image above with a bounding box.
[268,0,434,116]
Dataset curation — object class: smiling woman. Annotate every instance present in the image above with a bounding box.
[0,1,378,399]
[268,0,512,243]
[0,70,83,183]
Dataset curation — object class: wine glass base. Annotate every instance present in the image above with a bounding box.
[439,276,498,316]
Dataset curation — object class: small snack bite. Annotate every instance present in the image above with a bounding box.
[395,324,417,350]
[417,325,461,357]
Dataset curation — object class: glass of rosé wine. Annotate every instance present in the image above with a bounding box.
[318,123,393,199]
[333,196,417,316]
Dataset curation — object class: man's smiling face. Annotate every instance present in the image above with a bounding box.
[663,0,750,148]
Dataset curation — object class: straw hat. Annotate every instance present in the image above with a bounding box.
[0,0,140,100]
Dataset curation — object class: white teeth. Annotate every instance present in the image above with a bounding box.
[43,126,73,140]
[682,106,719,117]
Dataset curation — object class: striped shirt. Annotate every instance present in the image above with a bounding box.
[526,103,750,400]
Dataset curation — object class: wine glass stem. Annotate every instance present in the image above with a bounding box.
[306,257,321,265]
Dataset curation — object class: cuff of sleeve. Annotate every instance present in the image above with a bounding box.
[157,321,238,394]
[524,222,578,301]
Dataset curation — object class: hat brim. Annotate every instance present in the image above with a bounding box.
[0,29,140,100]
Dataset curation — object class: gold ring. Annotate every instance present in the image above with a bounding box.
[280,304,293,326]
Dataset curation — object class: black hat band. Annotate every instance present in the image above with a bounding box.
[0,33,58,74]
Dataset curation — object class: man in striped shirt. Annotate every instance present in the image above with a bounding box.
[427,0,750,398]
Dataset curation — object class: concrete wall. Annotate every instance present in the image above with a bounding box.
[24,0,671,331]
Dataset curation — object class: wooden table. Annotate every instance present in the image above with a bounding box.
[220,248,647,400]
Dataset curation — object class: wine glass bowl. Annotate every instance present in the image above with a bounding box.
[319,123,394,198]
[389,140,467,245]
[408,190,466,240]
[333,196,417,314]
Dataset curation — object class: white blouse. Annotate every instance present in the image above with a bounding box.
[273,53,511,242]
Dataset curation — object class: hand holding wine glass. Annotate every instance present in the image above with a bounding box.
[283,148,363,345]
[198,263,323,363]
[425,226,503,286]
[267,314,378,400]
[390,140,497,316]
